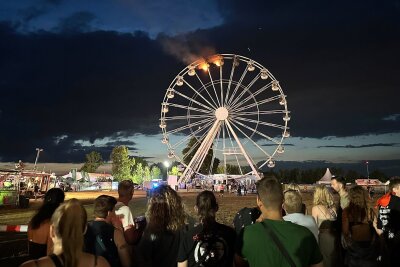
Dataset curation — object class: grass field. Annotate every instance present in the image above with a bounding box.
[0,190,317,226]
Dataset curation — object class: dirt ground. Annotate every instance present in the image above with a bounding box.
[0,190,316,226]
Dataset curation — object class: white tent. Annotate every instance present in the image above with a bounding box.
[317,168,332,185]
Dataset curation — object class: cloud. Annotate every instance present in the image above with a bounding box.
[318,143,400,149]
[54,11,96,33]
[383,114,400,121]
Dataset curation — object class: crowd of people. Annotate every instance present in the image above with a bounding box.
[19,176,400,267]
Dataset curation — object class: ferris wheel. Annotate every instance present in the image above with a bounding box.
[160,54,290,183]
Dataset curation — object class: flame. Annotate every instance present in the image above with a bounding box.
[211,55,223,67]
[198,61,209,71]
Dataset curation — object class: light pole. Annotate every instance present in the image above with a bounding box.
[164,161,170,178]
[34,148,43,170]
[365,161,370,181]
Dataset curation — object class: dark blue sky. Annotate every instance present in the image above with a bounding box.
[0,0,399,174]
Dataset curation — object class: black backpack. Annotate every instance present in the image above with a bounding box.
[233,207,261,234]
[192,231,229,267]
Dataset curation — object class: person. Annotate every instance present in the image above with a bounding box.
[219,184,225,197]
[331,176,349,210]
[286,183,307,214]
[177,191,236,267]
[376,178,400,266]
[20,199,110,267]
[235,177,323,267]
[312,185,340,267]
[27,188,65,259]
[342,186,379,267]
[135,184,187,267]
[283,189,319,242]
[114,180,139,245]
[34,183,40,200]
[84,195,131,267]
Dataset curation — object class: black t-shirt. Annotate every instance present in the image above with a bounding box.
[378,194,400,241]
[134,229,182,267]
[177,221,236,267]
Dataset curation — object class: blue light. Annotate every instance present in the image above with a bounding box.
[153,183,159,188]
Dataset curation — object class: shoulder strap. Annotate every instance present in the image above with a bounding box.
[94,255,98,267]
[261,222,296,267]
[49,254,64,267]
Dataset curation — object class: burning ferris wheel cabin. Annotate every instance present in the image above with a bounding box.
[159,54,291,183]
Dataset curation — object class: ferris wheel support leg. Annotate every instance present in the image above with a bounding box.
[178,120,221,184]
[225,120,262,180]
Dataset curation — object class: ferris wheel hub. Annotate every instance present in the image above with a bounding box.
[215,107,229,121]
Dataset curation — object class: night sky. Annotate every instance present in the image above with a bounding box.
[0,0,399,174]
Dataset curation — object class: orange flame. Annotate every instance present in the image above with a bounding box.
[198,61,209,71]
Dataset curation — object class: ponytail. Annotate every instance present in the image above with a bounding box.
[51,198,87,267]
[196,191,218,231]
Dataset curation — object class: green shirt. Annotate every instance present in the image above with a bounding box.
[340,192,350,209]
[236,219,323,267]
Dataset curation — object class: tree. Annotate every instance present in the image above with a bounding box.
[151,166,162,179]
[110,146,135,181]
[144,165,151,182]
[81,151,103,172]
[132,162,144,184]
[170,166,181,176]
[181,137,219,174]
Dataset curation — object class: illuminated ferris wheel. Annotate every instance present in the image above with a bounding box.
[159,54,290,183]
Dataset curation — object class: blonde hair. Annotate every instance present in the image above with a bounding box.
[51,198,87,267]
[313,185,334,208]
[287,183,301,194]
[284,190,303,213]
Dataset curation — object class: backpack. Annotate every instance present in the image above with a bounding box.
[192,232,229,267]
[233,207,261,234]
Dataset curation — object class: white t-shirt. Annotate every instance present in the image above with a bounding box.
[283,213,319,242]
[115,201,134,229]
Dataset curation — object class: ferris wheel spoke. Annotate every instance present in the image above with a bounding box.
[220,66,224,106]
[223,122,243,175]
[229,120,272,158]
[171,120,214,149]
[230,110,287,117]
[232,95,282,113]
[167,103,210,114]
[235,116,286,130]
[184,80,218,110]
[224,58,238,106]
[230,81,273,111]
[226,67,249,106]
[208,68,222,107]
[232,118,281,144]
[164,114,213,121]
[181,131,208,161]
[166,117,214,135]
[208,126,221,175]
[195,73,220,108]
[229,74,260,108]
[174,90,214,111]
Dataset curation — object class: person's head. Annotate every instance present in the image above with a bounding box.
[256,177,283,212]
[389,178,400,196]
[118,180,134,200]
[93,195,117,220]
[287,183,301,193]
[331,176,346,193]
[146,184,185,233]
[30,188,65,229]
[313,185,334,208]
[283,190,303,214]
[195,190,219,225]
[348,185,370,221]
[50,199,87,267]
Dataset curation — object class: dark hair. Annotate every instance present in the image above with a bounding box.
[145,185,186,234]
[347,185,373,222]
[196,191,218,229]
[118,180,134,198]
[30,188,65,229]
[256,177,283,210]
[93,195,117,218]
[389,178,400,192]
[331,176,346,185]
